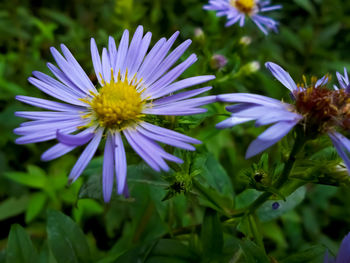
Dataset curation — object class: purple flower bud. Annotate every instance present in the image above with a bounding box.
[210,54,228,70]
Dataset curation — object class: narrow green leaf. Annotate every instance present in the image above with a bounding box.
[201,209,223,258]
[6,224,38,263]
[25,193,47,223]
[4,165,46,189]
[240,240,270,263]
[280,245,326,263]
[0,196,29,221]
[47,210,90,263]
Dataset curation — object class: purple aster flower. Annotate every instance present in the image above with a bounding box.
[217,62,350,174]
[203,0,282,35]
[324,232,350,263]
[15,25,216,202]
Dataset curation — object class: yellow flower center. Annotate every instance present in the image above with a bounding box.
[230,0,256,14]
[83,71,145,130]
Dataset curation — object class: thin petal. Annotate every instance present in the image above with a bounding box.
[329,132,350,173]
[57,129,95,146]
[68,128,104,182]
[140,122,201,144]
[115,132,127,195]
[90,38,103,85]
[246,120,298,158]
[336,232,350,263]
[216,116,254,129]
[103,133,115,202]
[265,62,298,92]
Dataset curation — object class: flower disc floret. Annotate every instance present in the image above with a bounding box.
[85,73,145,130]
[231,0,256,15]
[293,79,350,132]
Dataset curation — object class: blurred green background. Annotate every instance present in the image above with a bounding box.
[1,0,350,262]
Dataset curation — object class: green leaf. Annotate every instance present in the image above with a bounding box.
[149,239,196,260]
[6,224,38,263]
[257,187,306,222]
[293,0,315,15]
[240,240,270,263]
[25,193,47,223]
[201,209,223,259]
[47,210,91,263]
[0,196,29,221]
[280,245,326,263]
[4,165,46,189]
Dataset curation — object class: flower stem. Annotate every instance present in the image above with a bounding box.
[248,131,306,213]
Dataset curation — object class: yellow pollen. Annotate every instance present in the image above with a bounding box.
[82,70,145,130]
[230,0,256,14]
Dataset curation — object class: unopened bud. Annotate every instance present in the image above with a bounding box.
[210,54,228,70]
[240,36,252,46]
[194,28,205,44]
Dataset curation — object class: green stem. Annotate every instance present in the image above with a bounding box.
[248,132,307,213]
[248,213,266,254]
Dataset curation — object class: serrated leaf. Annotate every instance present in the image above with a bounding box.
[6,224,38,263]
[47,210,91,263]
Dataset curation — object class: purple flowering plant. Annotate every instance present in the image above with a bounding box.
[5,1,350,262]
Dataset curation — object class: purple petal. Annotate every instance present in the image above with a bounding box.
[115,29,129,74]
[60,44,97,93]
[142,107,207,116]
[102,47,111,83]
[56,129,95,146]
[15,95,84,112]
[32,71,84,100]
[68,128,104,182]
[90,38,103,85]
[15,122,82,144]
[50,47,91,94]
[136,37,166,80]
[15,111,82,120]
[108,36,118,68]
[246,120,298,158]
[135,125,195,151]
[216,116,254,129]
[150,75,215,100]
[146,39,192,86]
[124,25,143,75]
[144,54,198,98]
[151,95,216,109]
[115,132,127,195]
[265,62,298,92]
[46,63,86,97]
[129,32,152,78]
[123,129,161,172]
[336,232,350,263]
[153,87,212,106]
[103,133,115,202]
[328,132,350,173]
[41,143,76,161]
[217,93,286,108]
[140,31,179,84]
[140,122,201,144]
[28,77,87,106]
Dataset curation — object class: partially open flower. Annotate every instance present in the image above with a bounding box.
[217,62,350,174]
